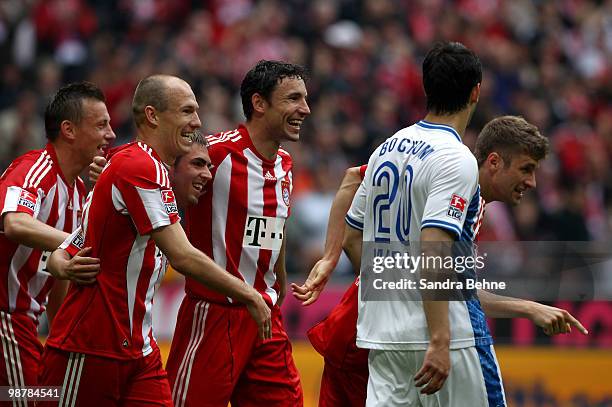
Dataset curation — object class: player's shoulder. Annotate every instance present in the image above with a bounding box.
[277,147,292,163]
[107,142,169,184]
[0,147,54,188]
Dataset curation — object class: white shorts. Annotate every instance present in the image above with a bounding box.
[366,345,506,407]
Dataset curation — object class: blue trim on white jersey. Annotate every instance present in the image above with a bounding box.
[461,186,494,347]
[417,121,462,143]
[345,214,364,230]
[460,186,481,242]
[420,219,461,239]
[476,345,506,406]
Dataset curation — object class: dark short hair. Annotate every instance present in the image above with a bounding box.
[44,82,106,141]
[132,75,171,128]
[475,116,550,167]
[423,42,482,115]
[240,60,307,120]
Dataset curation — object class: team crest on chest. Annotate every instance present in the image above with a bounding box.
[281,179,290,207]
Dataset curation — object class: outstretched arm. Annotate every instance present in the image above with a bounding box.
[291,167,362,305]
[478,289,588,336]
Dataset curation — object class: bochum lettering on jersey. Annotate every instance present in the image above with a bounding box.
[378,137,435,160]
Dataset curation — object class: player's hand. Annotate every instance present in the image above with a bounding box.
[528,302,588,336]
[89,156,107,184]
[414,342,450,395]
[246,290,272,340]
[290,258,334,305]
[47,247,100,285]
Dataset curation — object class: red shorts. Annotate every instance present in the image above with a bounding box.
[166,297,303,407]
[308,278,369,406]
[0,311,42,389]
[319,362,367,407]
[38,346,172,406]
[308,277,368,368]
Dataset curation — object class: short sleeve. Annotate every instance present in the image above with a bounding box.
[420,151,478,239]
[59,226,84,257]
[0,156,44,218]
[111,161,180,236]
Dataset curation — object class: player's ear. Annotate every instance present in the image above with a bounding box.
[251,93,266,115]
[60,120,76,142]
[487,152,502,170]
[144,105,158,126]
[470,83,481,104]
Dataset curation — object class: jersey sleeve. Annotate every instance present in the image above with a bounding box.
[420,150,478,239]
[59,225,85,257]
[111,160,180,236]
[0,156,45,218]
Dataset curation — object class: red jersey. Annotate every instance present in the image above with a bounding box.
[46,142,179,360]
[184,125,292,306]
[0,143,85,320]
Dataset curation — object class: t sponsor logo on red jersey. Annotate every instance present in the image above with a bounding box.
[281,179,290,207]
[447,193,467,219]
[17,189,37,213]
[243,215,285,250]
[160,189,178,214]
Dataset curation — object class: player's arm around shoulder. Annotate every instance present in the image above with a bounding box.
[150,223,272,339]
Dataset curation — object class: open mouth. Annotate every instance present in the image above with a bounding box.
[97,144,109,156]
[182,131,197,142]
[192,182,205,193]
[288,119,303,131]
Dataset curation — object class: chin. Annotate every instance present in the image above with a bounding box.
[284,133,300,142]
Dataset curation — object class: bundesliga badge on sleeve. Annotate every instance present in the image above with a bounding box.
[160,189,178,214]
[17,189,38,214]
[447,193,467,219]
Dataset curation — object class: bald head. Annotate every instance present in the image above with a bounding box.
[132,75,189,128]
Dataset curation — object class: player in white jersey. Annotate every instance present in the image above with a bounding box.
[344,42,493,406]
[292,115,588,407]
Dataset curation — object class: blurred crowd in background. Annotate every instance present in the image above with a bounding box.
[0,0,610,279]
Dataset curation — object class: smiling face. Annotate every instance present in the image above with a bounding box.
[73,98,115,162]
[491,153,539,205]
[261,77,310,143]
[157,79,202,159]
[171,143,213,208]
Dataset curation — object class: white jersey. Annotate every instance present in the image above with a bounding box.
[346,120,491,350]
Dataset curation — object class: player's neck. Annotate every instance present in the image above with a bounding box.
[52,141,84,186]
[478,167,495,202]
[137,132,176,166]
[423,110,471,140]
[244,121,279,161]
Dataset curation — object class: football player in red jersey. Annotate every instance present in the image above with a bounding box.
[292,116,587,407]
[167,61,309,407]
[0,82,114,392]
[39,75,271,406]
